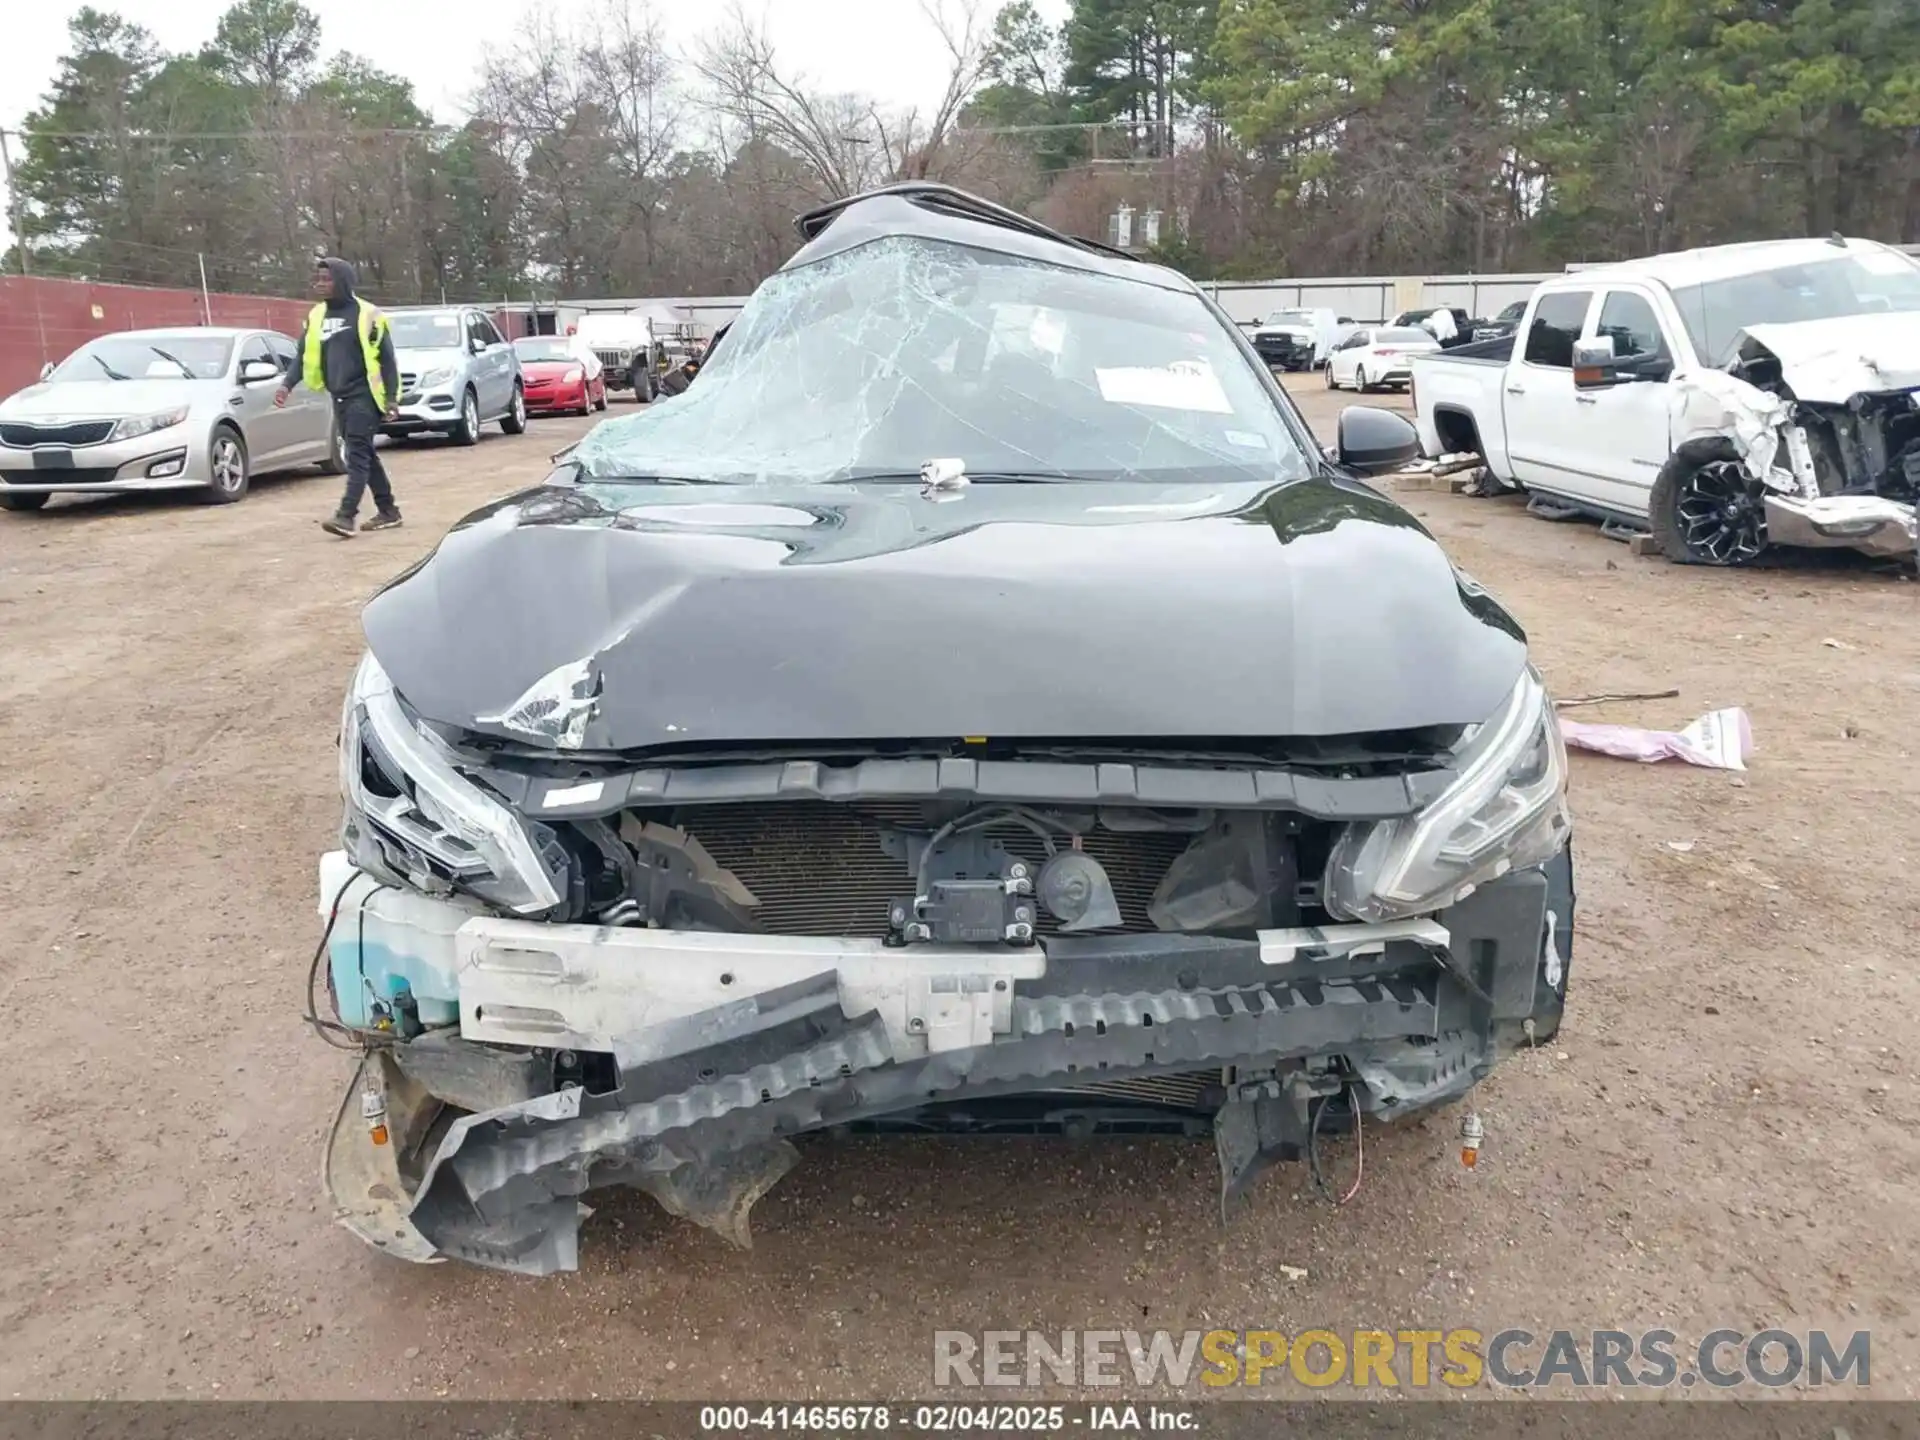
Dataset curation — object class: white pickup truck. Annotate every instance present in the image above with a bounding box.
[1410,237,1920,565]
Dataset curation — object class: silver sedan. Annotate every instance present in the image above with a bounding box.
[0,327,345,511]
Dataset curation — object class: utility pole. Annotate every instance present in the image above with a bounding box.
[399,144,419,303]
[0,128,31,276]
[197,253,213,321]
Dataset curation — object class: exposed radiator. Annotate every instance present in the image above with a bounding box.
[655,801,1193,939]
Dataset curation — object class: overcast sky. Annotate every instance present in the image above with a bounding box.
[6,0,1066,132]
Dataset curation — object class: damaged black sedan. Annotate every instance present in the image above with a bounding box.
[317,185,1576,1275]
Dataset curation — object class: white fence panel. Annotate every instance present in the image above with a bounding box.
[585,244,1920,334]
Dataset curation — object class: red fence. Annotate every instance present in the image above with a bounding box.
[0,275,311,398]
[0,276,561,397]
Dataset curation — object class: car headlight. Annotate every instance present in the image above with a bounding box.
[338,651,566,915]
[109,407,188,441]
[417,367,455,389]
[564,366,583,383]
[1323,667,1570,922]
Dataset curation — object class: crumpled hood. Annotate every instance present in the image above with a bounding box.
[0,378,203,418]
[362,477,1527,752]
[1740,312,1920,401]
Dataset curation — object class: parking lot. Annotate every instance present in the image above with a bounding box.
[1,377,1916,1399]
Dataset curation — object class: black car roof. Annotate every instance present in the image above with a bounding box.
[784,182,1197,296]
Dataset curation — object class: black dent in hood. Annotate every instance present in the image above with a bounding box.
[362,476,1527,750]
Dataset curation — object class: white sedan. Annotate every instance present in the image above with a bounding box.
[1324,326,1440,393]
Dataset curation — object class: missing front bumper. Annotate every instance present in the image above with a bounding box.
[319,850,1572,1274]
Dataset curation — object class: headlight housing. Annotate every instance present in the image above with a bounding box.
[109,407,188,441]
[417,366,455,389]
[1323,667,1570,922]
[338,652,566,915]
[564,366,583,383]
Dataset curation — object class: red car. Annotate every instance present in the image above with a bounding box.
[511,336,607,416]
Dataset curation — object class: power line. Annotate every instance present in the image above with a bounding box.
[4,125,455,142]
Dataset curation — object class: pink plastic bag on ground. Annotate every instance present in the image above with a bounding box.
[1557,706,1753,771]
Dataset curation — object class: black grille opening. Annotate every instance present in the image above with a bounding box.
[0,421,115,447]
[639,801,1197,939]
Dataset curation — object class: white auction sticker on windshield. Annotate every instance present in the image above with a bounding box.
[1095,360,1232,413]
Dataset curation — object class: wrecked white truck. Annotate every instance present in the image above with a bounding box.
[1411,237,1920,565]
[316,183,1577,1275]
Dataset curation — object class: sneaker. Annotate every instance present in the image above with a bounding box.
[320,513,357,538]
[361,509,404,532]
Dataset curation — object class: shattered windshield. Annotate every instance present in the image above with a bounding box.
[1672,249,1920,364]
[570,235,1313,486]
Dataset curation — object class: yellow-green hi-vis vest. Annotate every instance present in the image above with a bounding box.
[301,298,389,411]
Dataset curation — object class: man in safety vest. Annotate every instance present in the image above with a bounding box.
[276,256,402,537]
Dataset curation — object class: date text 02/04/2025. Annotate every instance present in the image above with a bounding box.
[697,1404,1199,1433]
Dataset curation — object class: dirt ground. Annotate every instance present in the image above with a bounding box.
[1,376,1916,1402]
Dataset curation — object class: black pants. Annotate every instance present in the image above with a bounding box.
[334,392,395,518]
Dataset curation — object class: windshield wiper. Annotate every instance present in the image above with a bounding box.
[89,354,130,381]
[147,346,197,379]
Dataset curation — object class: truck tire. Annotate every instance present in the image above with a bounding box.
[633,365,655,404]
[1648,438,1768,566]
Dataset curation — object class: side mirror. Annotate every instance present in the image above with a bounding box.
[1334,406,1421,476]
[1573,335,1667,388]
[1572,336,1616,368]
[239,358,280,384]
[39,361,54,381]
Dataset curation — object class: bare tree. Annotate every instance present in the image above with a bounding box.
[697,0,992,200]
[475,14,620,290]
[696,6,886,199]
[579,4,681,269]
[473,3,685,292]
[887,0,994,180]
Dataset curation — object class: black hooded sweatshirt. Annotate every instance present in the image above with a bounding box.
[282,256,400,406]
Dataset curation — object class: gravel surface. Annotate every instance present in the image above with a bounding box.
[1,379,1915,1400]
